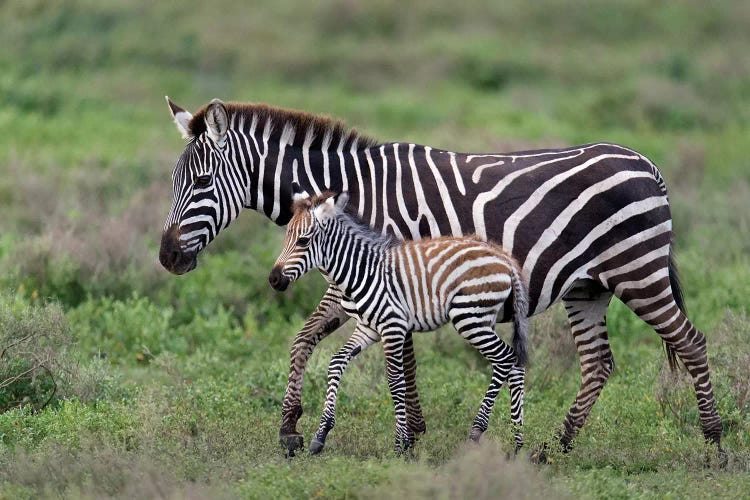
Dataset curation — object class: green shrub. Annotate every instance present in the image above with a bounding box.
[68,293,253,363]
[0,292,70,413]
[68,294,173,363]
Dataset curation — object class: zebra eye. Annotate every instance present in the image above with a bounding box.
[194,175,212,188]
[296,236,311,247]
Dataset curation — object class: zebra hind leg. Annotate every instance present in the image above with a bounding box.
[617,281,724,460]
[558,283,614,452]
[309,324,379,455]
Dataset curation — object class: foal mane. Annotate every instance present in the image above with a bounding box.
[293,192,396,249]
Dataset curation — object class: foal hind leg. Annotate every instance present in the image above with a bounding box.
[451,309,516,444]
[617,276,723,452]
[559,283,614,451]
[507,365,525,453]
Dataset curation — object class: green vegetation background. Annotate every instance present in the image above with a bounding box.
[1,1,749,498]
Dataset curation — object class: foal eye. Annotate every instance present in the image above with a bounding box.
[194,175,212,188]
[296,236,311,247]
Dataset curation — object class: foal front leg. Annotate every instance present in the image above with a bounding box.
[310,324,380,455]
[382,328,411,453]
[280,287,349,454]
[403,331,427,437]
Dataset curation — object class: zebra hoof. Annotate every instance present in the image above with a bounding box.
[714,447,728,469]
[469,428,484,442]
[280,433,304,457]
[410,420,427,437]
[309,438,326,455]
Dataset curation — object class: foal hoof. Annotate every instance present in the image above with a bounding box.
[394,438,414,456]
[280,433,304,457]
[309,438,326,455]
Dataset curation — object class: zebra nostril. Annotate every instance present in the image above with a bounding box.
[169,250,181,266]
[269,269,280,287]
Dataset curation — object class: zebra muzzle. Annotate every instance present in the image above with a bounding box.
[159,225,199,275]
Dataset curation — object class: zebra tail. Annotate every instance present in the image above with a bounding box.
[666,243,685,372]
[510,266,530,367]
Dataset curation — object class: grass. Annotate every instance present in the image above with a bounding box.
[1,0,749,498]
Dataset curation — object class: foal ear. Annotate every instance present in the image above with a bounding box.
[333,192,349,210]
[205,98,229,145]
[291,182,311,202]
[166,96,193,139]
[314,197,336,219]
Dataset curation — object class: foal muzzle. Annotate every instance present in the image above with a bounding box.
[269,266,291,291]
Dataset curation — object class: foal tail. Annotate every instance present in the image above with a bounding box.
[509,265,530,367]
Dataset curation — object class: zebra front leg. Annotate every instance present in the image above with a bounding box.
[558,289,614,452]
[403,331,427,437]
[507,365,525,454]
[382,328,411,454]
[280,287,349,455]
[310,324,380,455]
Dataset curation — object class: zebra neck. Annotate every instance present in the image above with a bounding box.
[321,219,390,295]
[242,133,376,226]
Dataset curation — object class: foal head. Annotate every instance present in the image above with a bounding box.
[268,187,349,291]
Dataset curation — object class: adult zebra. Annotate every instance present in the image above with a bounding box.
[159,97,723,456]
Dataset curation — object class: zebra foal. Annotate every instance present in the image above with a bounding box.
[269,189,529,454]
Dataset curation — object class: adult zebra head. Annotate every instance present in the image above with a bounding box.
[159,97,375,275]
[160,97,246,274]
[269,187,349,291]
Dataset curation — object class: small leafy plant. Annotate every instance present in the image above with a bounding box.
[0,292,71,413]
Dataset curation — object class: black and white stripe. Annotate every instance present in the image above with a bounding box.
[159,98,723,456]
[270,192,529,453]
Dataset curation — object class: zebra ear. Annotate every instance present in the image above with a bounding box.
[291,182,310,202]
[205,98,229,145]
[333,192,349,210]
[166,96,193,139]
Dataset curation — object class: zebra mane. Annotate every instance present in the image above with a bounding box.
[188,102,379,151]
